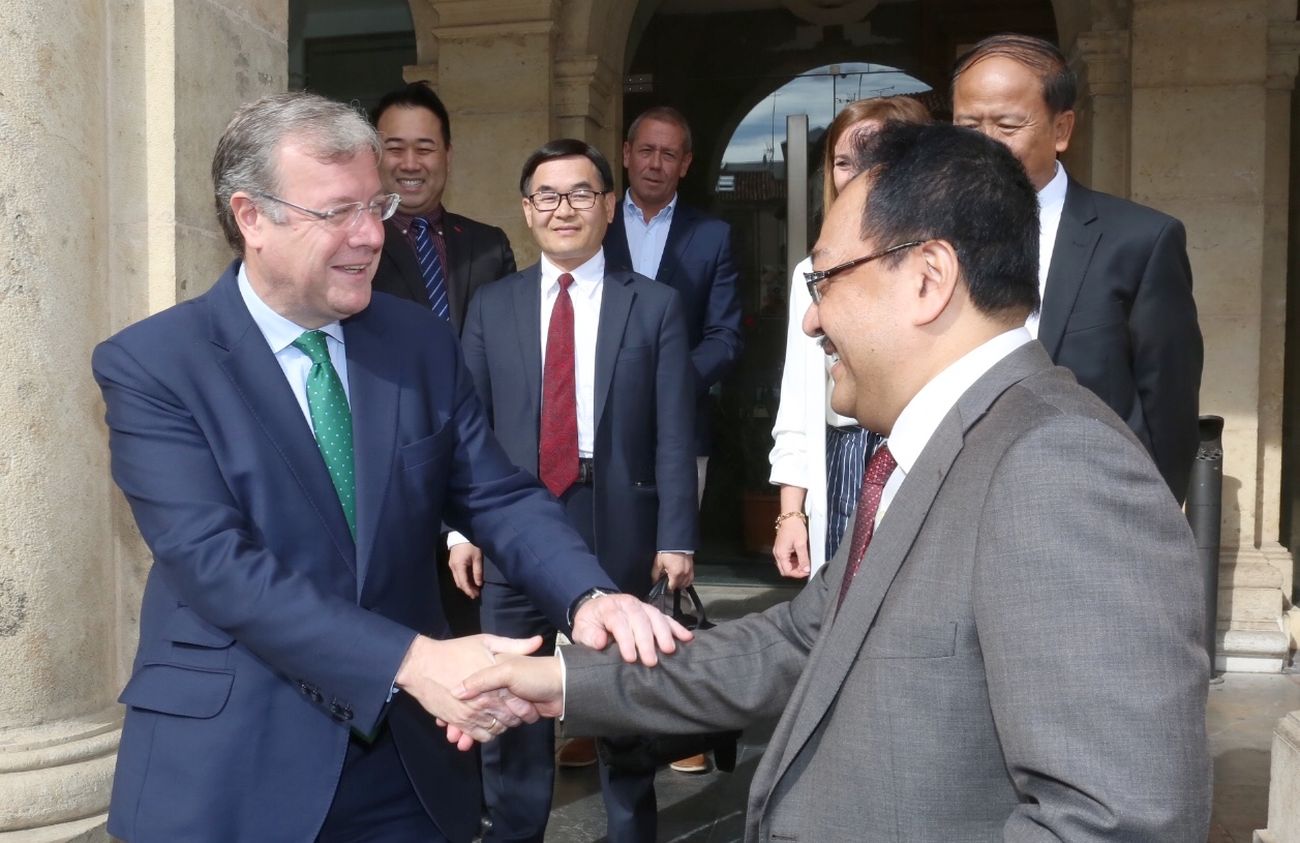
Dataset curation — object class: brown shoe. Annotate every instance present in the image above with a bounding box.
[556,737,598,768]
[669,753,709,773]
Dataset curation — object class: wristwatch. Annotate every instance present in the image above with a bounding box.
[566,587,618,630]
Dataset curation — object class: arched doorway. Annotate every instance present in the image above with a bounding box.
[621,0,1058,574]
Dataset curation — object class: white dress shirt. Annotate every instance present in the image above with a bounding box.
[540,251,605,458]
[622,190,677,280]
[876,328,1034,525]
[1026,161,1068,338]
[237,263,350,434]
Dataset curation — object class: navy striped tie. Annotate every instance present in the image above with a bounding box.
[410,217,450,321]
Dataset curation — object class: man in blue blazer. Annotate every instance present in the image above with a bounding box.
[93,93,687,843]
[459,139,698,843]
[604,106,743,474]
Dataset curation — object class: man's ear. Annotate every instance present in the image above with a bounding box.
[913,239,960,326]
[231,193,265,251]
[1053,108,1076,155]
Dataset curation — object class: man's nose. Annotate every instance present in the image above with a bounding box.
[398,149,419,170]
[351,210,385,248]
[802,299,822,339]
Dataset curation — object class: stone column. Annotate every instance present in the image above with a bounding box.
[1067,28,1131,197]
[0,1,285,838]
[1129,0,1293,672]
[1255,710,1300,842]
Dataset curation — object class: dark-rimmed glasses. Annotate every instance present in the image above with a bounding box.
[526,189,608,212]
[804,240,924,305]
[257,192,401,230]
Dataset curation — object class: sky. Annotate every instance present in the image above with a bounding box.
[722,63,930,165]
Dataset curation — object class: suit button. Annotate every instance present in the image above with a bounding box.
[329,700,354,722]
[299,681,324,704]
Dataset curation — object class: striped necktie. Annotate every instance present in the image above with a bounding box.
[410,217,450,321]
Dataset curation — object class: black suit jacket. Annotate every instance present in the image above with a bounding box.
[1039,178,1202,502]
[461,264,699,595]
[605,202,743,455]
[372,210,516,334]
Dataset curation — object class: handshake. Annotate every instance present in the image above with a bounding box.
[394,591,692,750]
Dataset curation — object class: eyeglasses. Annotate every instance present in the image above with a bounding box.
[257,192,401,230]
[525,189,608,212]
[804,240,924,305]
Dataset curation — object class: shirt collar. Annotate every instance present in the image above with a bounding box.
[540,250,605,299]
[391,203,445,234]
[886,327,1033,476]
[237,262,345,353]
[623,189,677,224]
[1037,161,1068,211]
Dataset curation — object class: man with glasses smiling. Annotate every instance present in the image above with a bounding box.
[92,94,691,843]
[459,138,697,843]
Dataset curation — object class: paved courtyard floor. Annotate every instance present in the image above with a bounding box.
[531,581,1300,843]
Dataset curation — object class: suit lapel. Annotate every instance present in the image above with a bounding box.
[208,267,357,575]
[381,219,429,307]
[1037,179,1100,358]
[514,265,544,416]
[343,309,401,595]
[656,204,699,287]
[441,213,473,329]
[764,343,1054,793]
[593,272,635,434]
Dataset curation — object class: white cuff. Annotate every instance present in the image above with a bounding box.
[447,531,469,549]
[555,647,568,721]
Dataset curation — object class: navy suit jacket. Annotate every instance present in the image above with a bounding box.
[462,263,698,596]
[605,202,743,455]
[94,262,617,842]
[372,211,516,334]
[1039,179,1202,502]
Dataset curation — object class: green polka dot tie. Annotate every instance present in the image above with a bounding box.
[292,330,356,538]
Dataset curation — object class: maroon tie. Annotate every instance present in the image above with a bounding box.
[539,273,579,497]
[836,444,897,610]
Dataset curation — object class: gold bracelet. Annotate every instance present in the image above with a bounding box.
[774,511,808,532]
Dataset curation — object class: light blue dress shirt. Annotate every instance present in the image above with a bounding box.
[622,189,677,280]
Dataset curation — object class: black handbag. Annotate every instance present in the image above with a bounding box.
[595,579,742,773]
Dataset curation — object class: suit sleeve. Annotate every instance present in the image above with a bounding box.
[690,224,744,394]
[93,339,415,737]
[654,292,700,552]
[562,560,832,735]
[1128,218,1201,503]
[461,289,492,423]
[974,417,1211,840]
[493,227,517,279]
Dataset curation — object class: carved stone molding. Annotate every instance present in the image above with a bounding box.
[554,53,618,128]
[1071,29,1131,98]
[1268,20,1300,91]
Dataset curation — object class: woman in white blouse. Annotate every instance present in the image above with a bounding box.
[768,95,931,577]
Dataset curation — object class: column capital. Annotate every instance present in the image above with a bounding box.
[553,53,618,128]
[1267,20,1300,91]
[1070,29,1132,98]
[430,0,559,40]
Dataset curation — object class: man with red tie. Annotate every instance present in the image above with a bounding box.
[458,139,698,843]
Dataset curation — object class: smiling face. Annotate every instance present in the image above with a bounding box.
[522,155,616,271]
[952,55,1073,191]
[622,118,692,217]
[237,141,385,328]
[377,105,451,216]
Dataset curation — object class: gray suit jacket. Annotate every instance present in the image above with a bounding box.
[563,342,1210,842]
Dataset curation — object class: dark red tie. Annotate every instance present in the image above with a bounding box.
[837,444,897,610]
[539,273,579,497]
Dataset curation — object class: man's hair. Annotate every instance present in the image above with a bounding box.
[625,106,693,154]
[821,96,931,216]
[369,82,452,146]
[951,33,1077,115]
[212,91,380,254]
[852,121,1040,317]
[519,139,615,195]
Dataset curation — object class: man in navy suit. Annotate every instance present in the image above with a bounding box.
[458,139,697,842]
[953,34,1202,502]
[604,106,744,494]
[93,92,687,843]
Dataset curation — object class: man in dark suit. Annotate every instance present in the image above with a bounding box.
[458,121,1211,842]
[94,92,687,843]
[370,82,518,632]
[459,139,697,843]
[604,105,743,488]
[953,33,1202,502]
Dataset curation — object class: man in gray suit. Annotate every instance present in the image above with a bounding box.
[457,122,1211,841]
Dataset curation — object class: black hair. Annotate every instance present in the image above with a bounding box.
[952,33,1077,115]
[370,82,452,146]
[519,139,615,195]
[852,121,1040,317]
